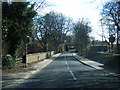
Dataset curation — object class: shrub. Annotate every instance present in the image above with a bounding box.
[2,54,15,70]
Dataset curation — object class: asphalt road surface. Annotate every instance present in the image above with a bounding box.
[4,52,120,88]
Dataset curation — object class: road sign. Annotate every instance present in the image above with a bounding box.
[109,35,115,43]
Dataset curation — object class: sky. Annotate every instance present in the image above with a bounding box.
[37,0,112,41]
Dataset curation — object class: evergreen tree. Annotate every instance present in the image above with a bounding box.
[2,2,37,56]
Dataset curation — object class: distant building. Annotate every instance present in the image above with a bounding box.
[59,43,75,52]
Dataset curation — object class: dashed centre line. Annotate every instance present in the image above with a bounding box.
[64,53,77,80]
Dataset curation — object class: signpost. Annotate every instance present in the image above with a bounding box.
[117,30,120,54]
[118,31,120,44]
[25,43,28,67]
[109,35,115,43]
[109,35,115,53]
[24,36,29,67]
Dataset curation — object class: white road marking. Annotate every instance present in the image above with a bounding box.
[65,60,67,64]
[69,71,77,80]
[64,53,77,80]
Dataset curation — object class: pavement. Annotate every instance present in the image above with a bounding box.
[2,53,61,88]
[73,53,104,70]
[73,53,120,78]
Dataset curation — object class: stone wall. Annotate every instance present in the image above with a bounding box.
[27,51,55,63]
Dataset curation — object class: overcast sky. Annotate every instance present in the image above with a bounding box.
[37,0,111,41]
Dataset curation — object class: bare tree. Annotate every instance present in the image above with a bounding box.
[34,11,72,53]
[101,1,120,53]
[73,18,92,56]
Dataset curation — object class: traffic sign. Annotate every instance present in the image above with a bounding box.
[109,35,115,43]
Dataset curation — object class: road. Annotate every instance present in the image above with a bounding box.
[4,52,120,88]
